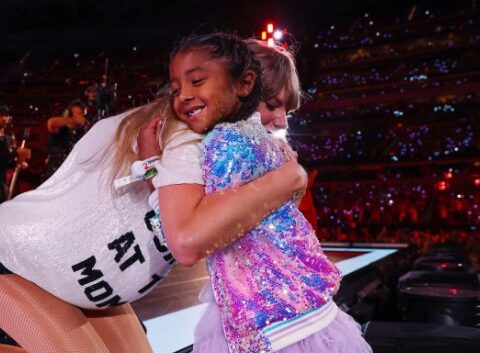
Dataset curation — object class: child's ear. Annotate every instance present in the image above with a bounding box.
[236,70,256,98]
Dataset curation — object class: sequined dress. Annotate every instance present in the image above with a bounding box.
[199,119,344,353]
[0,110,175,309]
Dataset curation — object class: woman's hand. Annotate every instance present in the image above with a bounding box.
[137,117,163,160]
[273,139,306,202]
[282,161,308,202]
[275,138,298,163]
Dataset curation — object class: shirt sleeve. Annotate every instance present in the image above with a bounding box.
[152,130,204,188]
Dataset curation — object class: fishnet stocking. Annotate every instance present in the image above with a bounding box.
[0,274,110,353]
[84,304,153,353]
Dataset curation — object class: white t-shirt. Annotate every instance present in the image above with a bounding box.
[155,121,204,187]
[0,110,176,309]
[148,121,205,210]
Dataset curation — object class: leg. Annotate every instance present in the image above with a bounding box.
[83,304,154,353]
[0,274,111,353]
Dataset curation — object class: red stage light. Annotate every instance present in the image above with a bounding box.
[445,172,453,179]
[475,178,480,186]
[267,23,274,33]
[436,181,449,191]
[448,288,458,295]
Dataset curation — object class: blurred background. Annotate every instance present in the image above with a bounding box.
[1,1,480,351]
[1,0,479,249]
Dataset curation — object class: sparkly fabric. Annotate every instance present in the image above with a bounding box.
[194,285,373,353]
[201,120,342,353]
[0,110,175,309]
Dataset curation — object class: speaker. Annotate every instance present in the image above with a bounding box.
[398,271,479,288]
[413,256,471,272]
[362,321,480,353]
[398,285,480,326]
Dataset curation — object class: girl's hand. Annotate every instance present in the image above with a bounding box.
[137,117,163,160]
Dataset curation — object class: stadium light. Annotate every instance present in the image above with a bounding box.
[273,29,283,40]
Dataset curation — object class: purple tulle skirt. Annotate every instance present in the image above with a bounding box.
[193,286,373,353]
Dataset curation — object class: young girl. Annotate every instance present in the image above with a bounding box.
[154,33,372,353]
[0,96,306,352]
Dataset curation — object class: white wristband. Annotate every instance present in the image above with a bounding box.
[114,156,160,190]
[131,156,160,177]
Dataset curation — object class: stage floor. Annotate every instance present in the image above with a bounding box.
[132,246,398,353]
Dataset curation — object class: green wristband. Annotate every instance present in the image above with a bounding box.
[143,167,158,180]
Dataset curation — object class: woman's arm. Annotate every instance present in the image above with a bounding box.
[158,161,306,266]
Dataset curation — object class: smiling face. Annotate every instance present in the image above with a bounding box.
[169,50,242,133]
[257,87,288,133]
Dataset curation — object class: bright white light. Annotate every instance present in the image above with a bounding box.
[273,30,283,40]
[272,129,287,140]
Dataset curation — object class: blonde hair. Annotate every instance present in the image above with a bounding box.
[109,96,170,182]
[245,39,301,112]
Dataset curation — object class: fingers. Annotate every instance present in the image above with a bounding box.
[139,118,163,138]
[143,117,161,133]
[155,119,163,142]
[137,117,164,160]
[284,148,298,162]
[275,138,298,162]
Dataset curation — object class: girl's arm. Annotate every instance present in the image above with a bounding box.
[158,161,306,266]
[137,117,306,266]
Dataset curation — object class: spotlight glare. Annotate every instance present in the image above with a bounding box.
[273,30,283,40]
[272,129,287,140]
[267,38,274,46]
[267,23,274,33]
